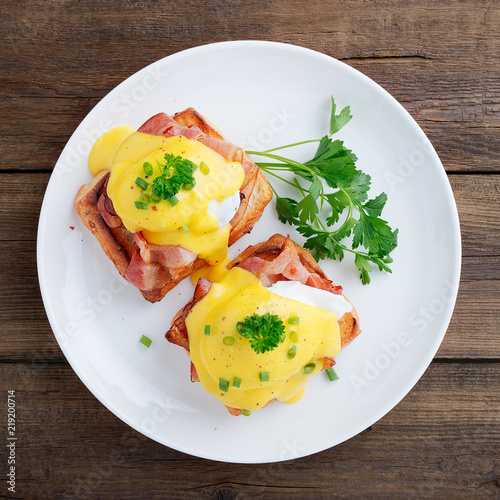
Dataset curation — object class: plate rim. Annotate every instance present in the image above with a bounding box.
[37,40,462,463]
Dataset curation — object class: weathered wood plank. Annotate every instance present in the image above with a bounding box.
[1,361,498,498]
[1,1,499,173]
[1,245,498,361]
[0,174,498,359]
[2,90,498,175]
[1,173,499,252]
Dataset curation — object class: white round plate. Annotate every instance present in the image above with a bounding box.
[37,41,461,463]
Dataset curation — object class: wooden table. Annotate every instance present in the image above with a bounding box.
[2,1,499,498]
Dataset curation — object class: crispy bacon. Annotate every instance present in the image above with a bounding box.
[124,247,159,291]
[197,136,243,162]
[133,232,151,263]
[138,112,244,163]
[238,236,343,294]
[138,112,184,136]
[149,244,197,270]
[97,185,122,229]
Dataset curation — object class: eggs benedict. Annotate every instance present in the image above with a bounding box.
[75,108,272,302]
[166,234,361,415]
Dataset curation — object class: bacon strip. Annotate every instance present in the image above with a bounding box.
[138,112,185,136]
[138,112,244,162]
[149,244,197,270]
[238,236,343,294]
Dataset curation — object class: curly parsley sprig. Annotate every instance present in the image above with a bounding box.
[236,312,285,354]
[151,153,196,200]
[246,97,398,285]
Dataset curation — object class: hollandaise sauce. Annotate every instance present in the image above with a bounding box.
[88,128,245,264]
[186,267,342,413]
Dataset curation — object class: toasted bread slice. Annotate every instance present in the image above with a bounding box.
[75,109,272,302]
[166,234,361,415]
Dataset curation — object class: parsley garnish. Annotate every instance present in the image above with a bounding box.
[236,312,285,354]
[151,153,196,200]
[246,97,398,284]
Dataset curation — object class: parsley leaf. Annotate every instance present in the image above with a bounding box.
[245,96,398,284]
[329,96,353,135]
[236,312,286,354]
[152,153,196,200]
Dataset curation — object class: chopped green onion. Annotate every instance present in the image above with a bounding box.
[204,325,211,336]
[288,316,300,325]
[219,378,229,392]
[259,371,269,382]
[139,335,152,348]
[183,179,196,191]
[241,409,251,416]
[151,194,161,203]
[135,177,148,190]
[167,195,179,206]
[223,336,235,346]
[233,376,242,388]
[200,161,210,175]
[140,193,151,204]
[143,162,154,176]
[287,346,297,359]
[303,362,316,374]
[134,201,148,210]
[181,225,189,233]
[325,367,339,381]
[289,330,299,343]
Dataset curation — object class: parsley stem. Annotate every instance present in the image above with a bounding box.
[247,139,320,154]
[258,164,311,199]
[258,168,304,191]
[247,151,309,172]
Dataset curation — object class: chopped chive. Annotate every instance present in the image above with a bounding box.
[143,162,154,176]
[241,409,251,416]
[181,225,189,233]
[223,336,235,346]
[167,195,179,206]
[289,330,299,343]
[151,194,161,203]
[303,362,316,374]
[259,371,269,382]
[140,193,151,204]
[183,179,196,191]
[325,367,339,381]
[219,378,229,392]
[204,325,211,336]
[134,201,148,210]
[139,335,152,348]
[200,161,210,175]
[135,177,148,190]
[288,316,300,325]
[233,376,242,388]
[287,346,297,359]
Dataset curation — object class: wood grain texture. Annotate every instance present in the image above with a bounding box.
[1,361,498,499]
[1,1,499,173]
[1,0,499,497]
[0,174,499,360]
